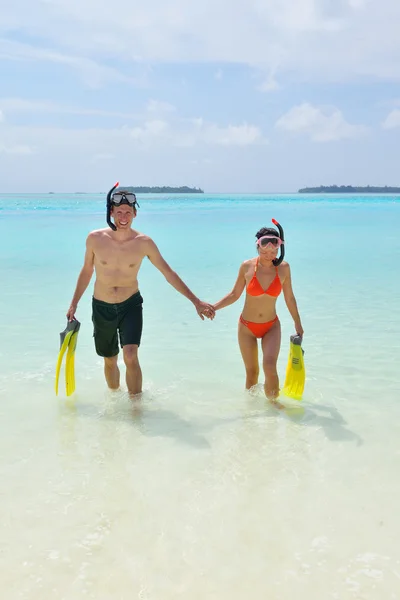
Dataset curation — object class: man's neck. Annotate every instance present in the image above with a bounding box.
[111,228,134,241]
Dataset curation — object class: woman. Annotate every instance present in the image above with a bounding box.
[213,219,304,407]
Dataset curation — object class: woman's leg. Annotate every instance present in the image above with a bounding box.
[261,319,282,406]
[238,321,259,389]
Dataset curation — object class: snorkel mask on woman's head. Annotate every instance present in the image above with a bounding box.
[256,236,284,249]
[255,218,285,266]
[106,181,140,231]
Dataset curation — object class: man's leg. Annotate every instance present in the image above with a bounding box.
[118,292,144,397]
[92,297,120,390]
[104,355,120,390]
[122,345,142,397]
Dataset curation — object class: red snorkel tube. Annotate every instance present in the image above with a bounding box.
[271,218,285,266]
[106,181,119,231]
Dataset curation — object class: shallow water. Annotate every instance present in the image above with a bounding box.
[1,193,400,599]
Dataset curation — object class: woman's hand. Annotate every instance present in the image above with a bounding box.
[294,321,304,337]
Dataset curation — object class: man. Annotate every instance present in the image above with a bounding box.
[66,183,215,397]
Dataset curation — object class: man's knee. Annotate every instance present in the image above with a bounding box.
[104,355,118,369]
[123,345,139,367]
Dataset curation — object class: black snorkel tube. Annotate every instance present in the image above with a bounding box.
[106,181,119,231]
[271,218,285,266]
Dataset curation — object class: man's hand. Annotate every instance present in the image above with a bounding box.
[66,303,78,321]
[194,300,215,320]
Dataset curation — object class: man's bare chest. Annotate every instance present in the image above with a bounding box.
[94,240,144,270]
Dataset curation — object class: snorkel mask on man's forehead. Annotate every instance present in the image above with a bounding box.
[106,181,140,231]
[255,218,285,266]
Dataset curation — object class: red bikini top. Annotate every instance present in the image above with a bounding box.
[246,258,282,298]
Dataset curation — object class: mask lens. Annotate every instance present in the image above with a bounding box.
[111,192,137,207]
[260,236,279,247]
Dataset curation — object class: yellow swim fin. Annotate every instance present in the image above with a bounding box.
[282,334,305,400]
[55,319,81,396]
[65,325,80,396]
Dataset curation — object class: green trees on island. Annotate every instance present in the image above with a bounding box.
[298,185,400,193]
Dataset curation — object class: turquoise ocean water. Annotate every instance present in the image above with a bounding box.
[1,193,400,598]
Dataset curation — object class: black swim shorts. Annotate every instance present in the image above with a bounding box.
[92,291,143,357]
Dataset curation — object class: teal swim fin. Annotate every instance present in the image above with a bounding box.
[55,319,81,396]
[282,334,305,400]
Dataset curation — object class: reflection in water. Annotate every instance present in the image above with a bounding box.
[2,382,396,599]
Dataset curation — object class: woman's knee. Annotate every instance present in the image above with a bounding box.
[263,357,277,375]
[245,365,259,380]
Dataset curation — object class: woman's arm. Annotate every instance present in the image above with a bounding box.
[213,263,246,311]
[282,263,304,336]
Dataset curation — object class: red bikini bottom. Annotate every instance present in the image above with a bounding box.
[239,314,279,338]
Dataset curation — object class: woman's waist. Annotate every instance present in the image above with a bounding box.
[241,299,277,323]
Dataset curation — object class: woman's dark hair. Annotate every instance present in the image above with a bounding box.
[255,227,279,240]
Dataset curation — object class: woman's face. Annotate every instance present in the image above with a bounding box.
[256,235,281,260]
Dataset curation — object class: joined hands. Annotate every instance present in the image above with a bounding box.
[194,300,216,321]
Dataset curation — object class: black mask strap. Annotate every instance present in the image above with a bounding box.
[106,181,119,231]
[271,218,285,266]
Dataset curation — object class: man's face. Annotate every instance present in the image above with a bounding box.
[111,204,135,229]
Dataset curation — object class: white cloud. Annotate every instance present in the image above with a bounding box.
[0,39,143,88]
[257,74,280,93]
[275,103,367,142]
[0,116,399,194]
[1,1,400,83]
[0,97,139,119]
[382,110,400,130]
[0,120,268,193]
[130,120,171,143]
[90,152,115,163]
[190,158,212,165]
[129,117,263,147]
[0,95,264,148]
[0,143,33,155]
[0,108,263,174]
[0,109,3,122]
[199,122,263,146]
[348,0,367,8]
[146,100,176,114]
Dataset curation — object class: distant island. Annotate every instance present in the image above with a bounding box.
[119,186,204,194]
[298,185,400,193]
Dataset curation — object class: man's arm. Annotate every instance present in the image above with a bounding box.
[66,234,95,320]
[282,263,304,337]
[145,238,215,320]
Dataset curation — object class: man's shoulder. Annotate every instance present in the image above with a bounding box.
[85,228,111,247]
[85,228,156,246]
[87,227,109,238]
[133,231,154,244]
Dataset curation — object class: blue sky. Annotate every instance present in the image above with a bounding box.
[1,0,400,193]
